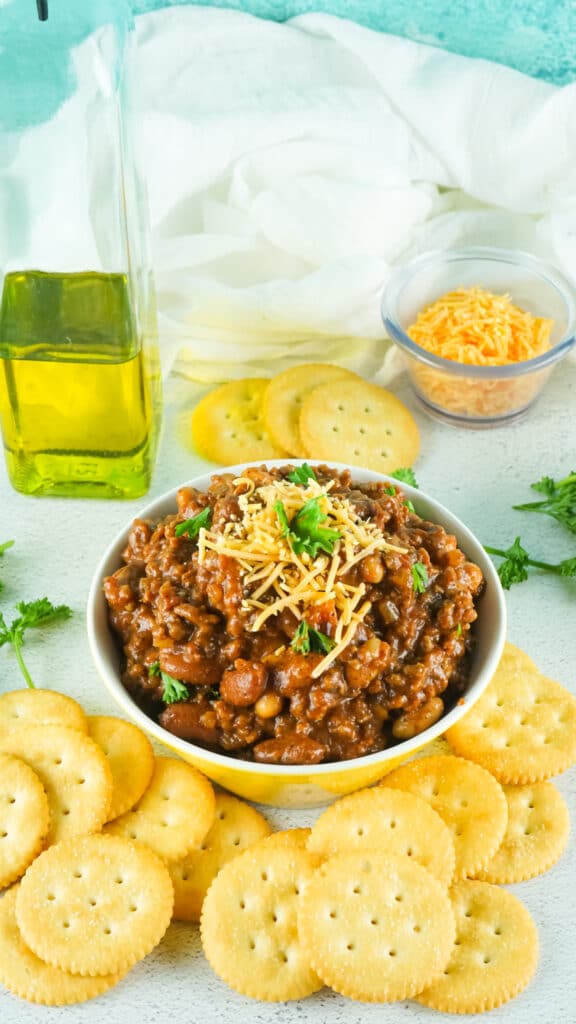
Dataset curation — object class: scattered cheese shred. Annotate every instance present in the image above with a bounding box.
[198,476,407,676]
[408,287,553,367]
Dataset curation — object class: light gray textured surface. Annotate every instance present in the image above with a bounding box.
[0,365,575,1021]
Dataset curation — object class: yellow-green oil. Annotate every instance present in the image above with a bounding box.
[0,270,160,498]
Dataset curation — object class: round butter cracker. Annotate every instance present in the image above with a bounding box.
[446,642,576,783]
[263,363,360,456]
[88,715,155,822]
[104,756,215,863]
[307,786,455,887]
[416,879,539,1013]
[0,754,50,888]
[299,378,419,472]
[0,724,112,846]
[15,834,174,978]
[382,754,508,880]
[297,850,455,1002]
[191,378,287,465]
[201,844,322,1001]
[0,689,87,738]
[474,781,570,884]
[0,886,126,1005]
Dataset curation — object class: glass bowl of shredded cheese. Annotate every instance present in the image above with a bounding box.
[381,247,576,427]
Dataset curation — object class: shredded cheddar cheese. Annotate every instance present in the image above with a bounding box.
[408,287,553,367]
[197,476,407,677]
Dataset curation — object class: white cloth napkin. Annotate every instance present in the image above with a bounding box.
[134,7,576,382]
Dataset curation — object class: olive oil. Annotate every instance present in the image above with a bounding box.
[0,270,160,498]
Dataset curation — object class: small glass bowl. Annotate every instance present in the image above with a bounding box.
[381,247,576,427]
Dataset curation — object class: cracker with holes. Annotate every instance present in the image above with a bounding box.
[15,834,174,977]
[0,754,50,888]
[191,378,287,465]
[201,845,322,1001]
[169,792,271,922]
[0,886,127,1005]
[473,781,570,884]
[297,850,455,1002]
[0,724,112,846]
[0,688,87,737]
[262,363,360,456]
[416,879,538,1013]
[307,787,455,887]
[381,754,508,880]
[446,641,576,783]
[104,756,215,862]
[298,378,419,472]
[88,715,155,822]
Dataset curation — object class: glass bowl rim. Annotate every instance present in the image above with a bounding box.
[381,246,576,379]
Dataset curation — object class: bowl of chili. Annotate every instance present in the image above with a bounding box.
[87,460,506,807]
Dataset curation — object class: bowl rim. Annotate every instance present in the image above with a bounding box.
[381,246,576,378]
[86,459,507,777]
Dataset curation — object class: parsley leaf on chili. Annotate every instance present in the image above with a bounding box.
[291,620,336,656]
[287,464,318,486]
[411,562,428,593]
[391,468,419,488]
[513,470,576,534]
[175,508,211,539]
[148,662,189,703]
[484,536,576,589]
[274,497,342,558]
[0,599,73,689]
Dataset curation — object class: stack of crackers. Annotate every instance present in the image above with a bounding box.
[1,640,575,1012]
[200,641,576,1012]
[190,363,420,472]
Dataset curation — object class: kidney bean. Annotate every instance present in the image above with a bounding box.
[220,660,267,707]
[160,647,222,686]
[159,702,220,745]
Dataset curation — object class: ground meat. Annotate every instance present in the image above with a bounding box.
[104,465,484,765]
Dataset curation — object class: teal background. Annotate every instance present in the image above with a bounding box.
[1,0,575,132]
[132,0,576,85]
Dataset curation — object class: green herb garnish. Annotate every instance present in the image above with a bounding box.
[513,471,576,534]
[404,499,415,513]
[274,497,342,558]
[175,508,212,539]
[411,562,428,594]
[0,599,73,688]
[287,464,318,486]
[291,620,336,656]
[148,662,189,703]
[0,539,14,595]
[391,468,419,488]
[484,536,576,589]
[456,623,462,638]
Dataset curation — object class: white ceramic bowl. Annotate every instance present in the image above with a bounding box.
[87,460,506,808]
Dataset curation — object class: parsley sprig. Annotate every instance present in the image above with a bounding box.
[0,599,73,688]
[391,468,418,488]
[275,497,342,558]
[411,562,428,594]
[287,464,318,486]
[291,620,336,656]
[175,508,211,539]
[513,471,576,534]
[0,540,14,595]
[148,661,189,704]
[484,536,576,590]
